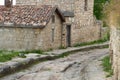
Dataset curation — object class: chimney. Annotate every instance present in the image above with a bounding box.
[5,0,13,7]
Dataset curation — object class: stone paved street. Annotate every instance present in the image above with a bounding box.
[1,48,110,80]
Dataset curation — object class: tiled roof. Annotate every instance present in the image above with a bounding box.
[0,5,65,28]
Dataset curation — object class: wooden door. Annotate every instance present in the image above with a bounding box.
[66,25,71,47]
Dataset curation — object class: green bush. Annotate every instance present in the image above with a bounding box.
[94,0,110,20]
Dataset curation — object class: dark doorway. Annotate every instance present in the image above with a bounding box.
[66,25,71,47]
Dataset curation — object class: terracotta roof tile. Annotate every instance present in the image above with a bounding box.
[0,5,56,27]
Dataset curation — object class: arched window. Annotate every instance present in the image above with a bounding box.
[84,0,88,11]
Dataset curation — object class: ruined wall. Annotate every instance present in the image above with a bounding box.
[0,13,62,50]
[110,27,120,80]
[16,0,101,45]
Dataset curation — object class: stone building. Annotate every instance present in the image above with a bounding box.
[0,5,65,50]
[0,0,101,50]
[16,0,101,46]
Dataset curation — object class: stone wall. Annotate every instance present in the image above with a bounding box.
[40,13,63,50]
[110,26,120,80]
[0,13,63,50]
[16,0,75,11]
[16,0,101,46]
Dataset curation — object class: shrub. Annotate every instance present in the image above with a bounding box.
[94,0,109,20]
[101,56,113,77]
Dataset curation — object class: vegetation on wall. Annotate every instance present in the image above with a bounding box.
[94,0,109,20]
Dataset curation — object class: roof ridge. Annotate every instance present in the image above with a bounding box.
[0,4,65,28]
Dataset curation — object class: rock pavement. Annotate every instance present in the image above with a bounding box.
[1,48,111,80]
[0,42,108,78]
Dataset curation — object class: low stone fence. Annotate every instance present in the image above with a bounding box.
[110,27,120,80]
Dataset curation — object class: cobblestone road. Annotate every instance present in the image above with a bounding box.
[1,48,109,80]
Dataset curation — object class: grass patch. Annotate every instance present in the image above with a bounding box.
[46,48,53,52]
[74,39,108,47]
[19,50,43,54]
[0,51,19,62]
[0,49,44,62]
[58,52,70,58]
[101,56,113,77]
